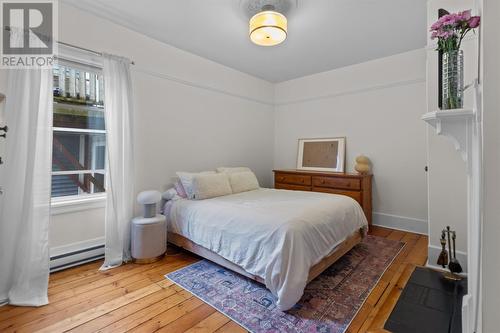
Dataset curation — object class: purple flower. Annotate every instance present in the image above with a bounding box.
[430,20,442,31]
[442,13,460,27]
[469,16,480,28]
[459,10,472,21]
[429,9,480,52]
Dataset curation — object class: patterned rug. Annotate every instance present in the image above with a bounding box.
[166,235,404,333]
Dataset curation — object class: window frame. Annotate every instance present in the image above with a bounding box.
[51,46,107,213]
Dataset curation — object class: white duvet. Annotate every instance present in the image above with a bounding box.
[166,188,368,311]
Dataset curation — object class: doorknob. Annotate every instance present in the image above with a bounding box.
[0,125,7,132]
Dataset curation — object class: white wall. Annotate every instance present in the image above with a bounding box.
[0,76,5,95]
[47,3,275,252]
[50,208,105,248]
[480,0,500,330]
[274,49,428,234]
[0,75,5,149]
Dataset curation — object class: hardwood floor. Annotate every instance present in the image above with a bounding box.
[0,226,428,333]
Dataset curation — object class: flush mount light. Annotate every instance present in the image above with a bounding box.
[249,5,287,46]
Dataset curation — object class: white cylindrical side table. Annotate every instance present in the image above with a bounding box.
[131,214,166,263]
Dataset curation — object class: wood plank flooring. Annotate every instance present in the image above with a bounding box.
[0,226,428,332]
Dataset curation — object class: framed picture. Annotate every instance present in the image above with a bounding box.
[297,137,346,172]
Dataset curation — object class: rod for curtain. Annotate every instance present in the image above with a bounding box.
[57,41,135,65]
[3,27,135,65]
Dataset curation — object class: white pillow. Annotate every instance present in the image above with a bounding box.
[229,171,260,193]
[176,171,216,199]
[216,166,252,174]
[192,173,232,200]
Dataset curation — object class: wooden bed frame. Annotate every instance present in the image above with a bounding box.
[167,226,366,284]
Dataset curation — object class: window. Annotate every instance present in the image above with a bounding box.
[51,60,106,199]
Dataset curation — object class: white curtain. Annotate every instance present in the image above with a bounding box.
[100,54,135,270]
[0,67,53,306]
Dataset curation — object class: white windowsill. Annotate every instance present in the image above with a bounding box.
[51,193,106,215]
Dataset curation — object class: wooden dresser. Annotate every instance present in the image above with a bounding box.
[273,169,372,225]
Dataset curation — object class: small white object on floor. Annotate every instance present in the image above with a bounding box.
[132,190,166,263]
[131,215,167,263]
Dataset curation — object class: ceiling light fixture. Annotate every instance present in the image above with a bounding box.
[249,5,287,46]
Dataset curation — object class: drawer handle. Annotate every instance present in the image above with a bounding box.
[300,179,304,183]
[321,180,325,184]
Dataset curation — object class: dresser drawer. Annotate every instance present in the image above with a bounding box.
[313,187,362,204]
[312,176,361,190]
[275,183,311,191]
[274,173,312,186]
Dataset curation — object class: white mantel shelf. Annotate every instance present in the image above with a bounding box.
[422,108,474,128]
[422,109,475,170]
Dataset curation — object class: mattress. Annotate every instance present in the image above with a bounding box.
[165,188,368,311]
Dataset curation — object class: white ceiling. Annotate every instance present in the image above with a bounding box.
[63,0,428,83]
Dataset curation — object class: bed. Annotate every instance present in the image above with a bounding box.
[164,187,368,311]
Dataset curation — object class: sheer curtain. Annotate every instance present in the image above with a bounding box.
[0,67,53,306]
[100,54,135,270]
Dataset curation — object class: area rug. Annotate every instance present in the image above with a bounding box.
[166,235,404,333]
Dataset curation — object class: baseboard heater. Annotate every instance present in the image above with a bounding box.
[50,244,104,273]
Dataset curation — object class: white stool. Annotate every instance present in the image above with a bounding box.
[131,214,167,263]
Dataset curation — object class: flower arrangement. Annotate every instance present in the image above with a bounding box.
[430,10,480,53]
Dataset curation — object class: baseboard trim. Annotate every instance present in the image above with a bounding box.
[372,212,428,235]
[427,244,468,273]
[425,262,468,278]
[50,237,105,272]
